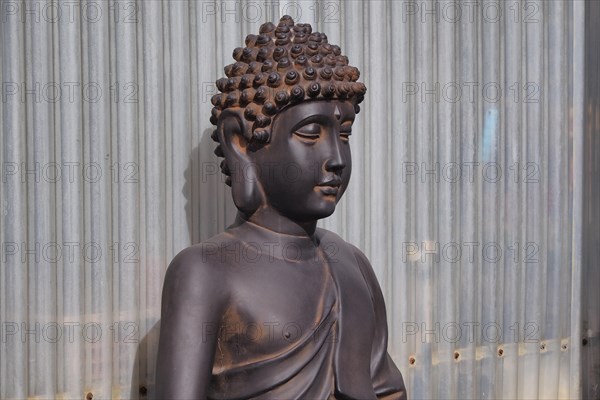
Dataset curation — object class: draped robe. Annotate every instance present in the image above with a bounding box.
[205,222,406,399]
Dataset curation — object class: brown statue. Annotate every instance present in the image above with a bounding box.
[155,16,406,399]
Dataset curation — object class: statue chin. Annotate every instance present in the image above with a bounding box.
[265,190,343,223]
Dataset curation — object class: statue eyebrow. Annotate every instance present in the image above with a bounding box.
[292,114,331,130]
[290,110,352,131]
[290,115,325,131]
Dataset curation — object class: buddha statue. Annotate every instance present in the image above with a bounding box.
[155,16,406,400]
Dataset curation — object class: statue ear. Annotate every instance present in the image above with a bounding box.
[216,109,264,215]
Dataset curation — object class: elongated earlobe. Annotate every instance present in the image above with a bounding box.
[216,110,264,215]
[230,160,262,215]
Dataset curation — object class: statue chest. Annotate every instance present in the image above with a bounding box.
[214,257,339,366]
[206,236,381,398]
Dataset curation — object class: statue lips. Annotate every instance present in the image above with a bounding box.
[316,177,343,197]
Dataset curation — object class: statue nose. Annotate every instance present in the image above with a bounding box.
[324,139,346,172]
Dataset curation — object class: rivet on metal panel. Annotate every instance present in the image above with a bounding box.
[582,337,588,346]
[409,356,416,366]
[540,342,546,351]
[561,343,568,351]
[85,393,93,400]
[497,347,504,357]
[453,351,460,361]
[139,386,148,396]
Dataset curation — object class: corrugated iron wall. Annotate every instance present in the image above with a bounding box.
[0,0,585,398]
[582,0,600,397]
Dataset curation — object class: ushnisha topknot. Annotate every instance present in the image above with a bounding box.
[210,15,366,160]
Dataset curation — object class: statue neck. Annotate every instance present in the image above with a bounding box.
[234,207,317,238]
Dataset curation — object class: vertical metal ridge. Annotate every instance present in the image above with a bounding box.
[162,0,174,262]
[406,4,417,395]
[361,0,372,257]
[341,0,366,251]
[169,0,192,256]
[540,1,568,398]
[113,0,140,396]
[480,1,502,398]
[0,6,3,395]
[501,1,523,398]
[26,0,57,394]
[570,0,585,397]
[412,1,435,398]
[389,0,412,382]
[188,0,199,246]
[57,0,85,395]
[83,1,113,397]
[141,0,166,394]
[367,0,389,295]
[457,1,479,397]
[195,2,220,243]
[436,1,458,398]
[558,7,574,396]
[135,1,147,395]
[522,2,545,398]
[1,0,28,397]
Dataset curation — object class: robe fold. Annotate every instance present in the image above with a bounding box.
[207,225,406,400]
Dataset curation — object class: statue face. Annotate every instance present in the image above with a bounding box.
[252,100,355,222]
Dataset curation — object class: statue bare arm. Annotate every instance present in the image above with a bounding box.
[155,245,229,400]
[351,245,407,400]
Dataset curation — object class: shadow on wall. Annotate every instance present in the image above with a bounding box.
[131,127,223,399]
[185,127,228,243]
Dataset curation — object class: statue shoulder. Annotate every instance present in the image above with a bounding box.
[163,234,235,303]
[157,236,233,398]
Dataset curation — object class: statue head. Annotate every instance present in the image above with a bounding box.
[210,15,366,223]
